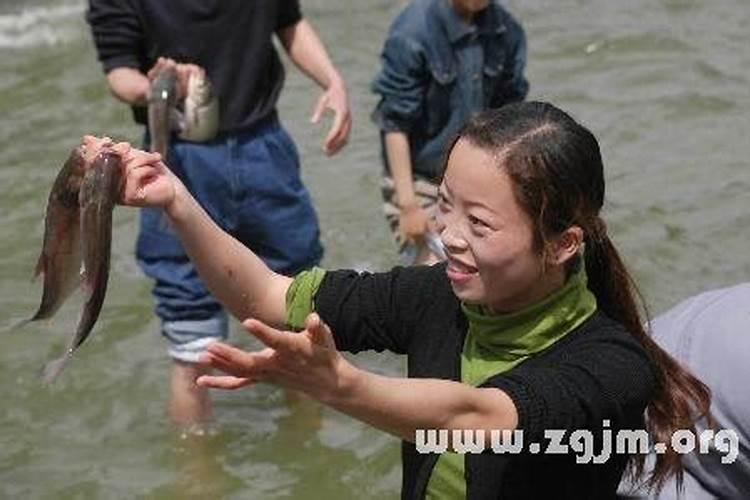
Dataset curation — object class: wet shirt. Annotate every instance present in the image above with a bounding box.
[86,0,301,134]
[371,0,529,180]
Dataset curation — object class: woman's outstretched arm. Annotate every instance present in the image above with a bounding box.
[197,313,519,442]
[119,146,292,327]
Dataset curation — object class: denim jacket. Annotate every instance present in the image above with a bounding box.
[371,0,529,180]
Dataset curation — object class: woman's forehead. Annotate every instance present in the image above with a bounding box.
[444,140,504,189]
[442,142,520,211]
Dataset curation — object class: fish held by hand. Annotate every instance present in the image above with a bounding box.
[16,136,124,382]
[23,145,87,325]
[147,63,219,158]
[42,145,124,383]
[147,65,179,158]
[178,70,219,142]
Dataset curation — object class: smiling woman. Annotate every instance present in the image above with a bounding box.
[436,141,565,313]
[116,101,711,500]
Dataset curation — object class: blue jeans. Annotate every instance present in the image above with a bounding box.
[137,117,323,361]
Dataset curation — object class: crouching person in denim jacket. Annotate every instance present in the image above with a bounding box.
[372,0,529,265]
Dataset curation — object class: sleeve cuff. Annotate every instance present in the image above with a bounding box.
[101,55,142,74]
[285,267,327,330]
[370,108,413,133]
[277,1,302,30]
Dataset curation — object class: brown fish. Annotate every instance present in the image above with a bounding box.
[42,146,124,383]
[25,145,87,323]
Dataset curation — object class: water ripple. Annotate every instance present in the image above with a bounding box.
[0,2,84,49]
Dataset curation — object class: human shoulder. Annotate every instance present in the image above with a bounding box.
[385,0,443,50]
[487,1,523,26]
[484,312,657,437]
[650,282,750,404]
[490,312,656,402]
[549,311,654,369]
[494,312,656,387]
[485,1,526,46]
[651,282,750,343]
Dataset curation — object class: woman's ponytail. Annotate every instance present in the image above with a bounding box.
[584,218,712,490]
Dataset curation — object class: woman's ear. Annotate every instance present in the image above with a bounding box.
[547,226,584,266]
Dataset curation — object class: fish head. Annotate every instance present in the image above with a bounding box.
[77,137,125,205]
[147,67,178,157]
[79,148,124,207]
[80,136,120,190]
[148,66,178,106]
[60,143,88,194]
[80,135,114,164]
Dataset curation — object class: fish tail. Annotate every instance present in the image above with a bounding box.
[41,349,73,384]
[6,318,32,332]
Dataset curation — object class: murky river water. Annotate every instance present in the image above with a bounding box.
[1,0,748,498]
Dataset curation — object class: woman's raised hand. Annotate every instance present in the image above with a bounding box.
[117,144,179,210]
[197,313,354,403]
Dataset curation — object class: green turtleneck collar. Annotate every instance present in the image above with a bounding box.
[461,268,598,386]
[427,269,598,500]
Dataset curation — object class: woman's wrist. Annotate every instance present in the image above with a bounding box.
[322,357,365,408]
[163,180,191,222]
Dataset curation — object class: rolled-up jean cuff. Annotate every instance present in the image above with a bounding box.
[162,313,229,363]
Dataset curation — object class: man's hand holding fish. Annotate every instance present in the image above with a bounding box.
[146,57,202,101]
